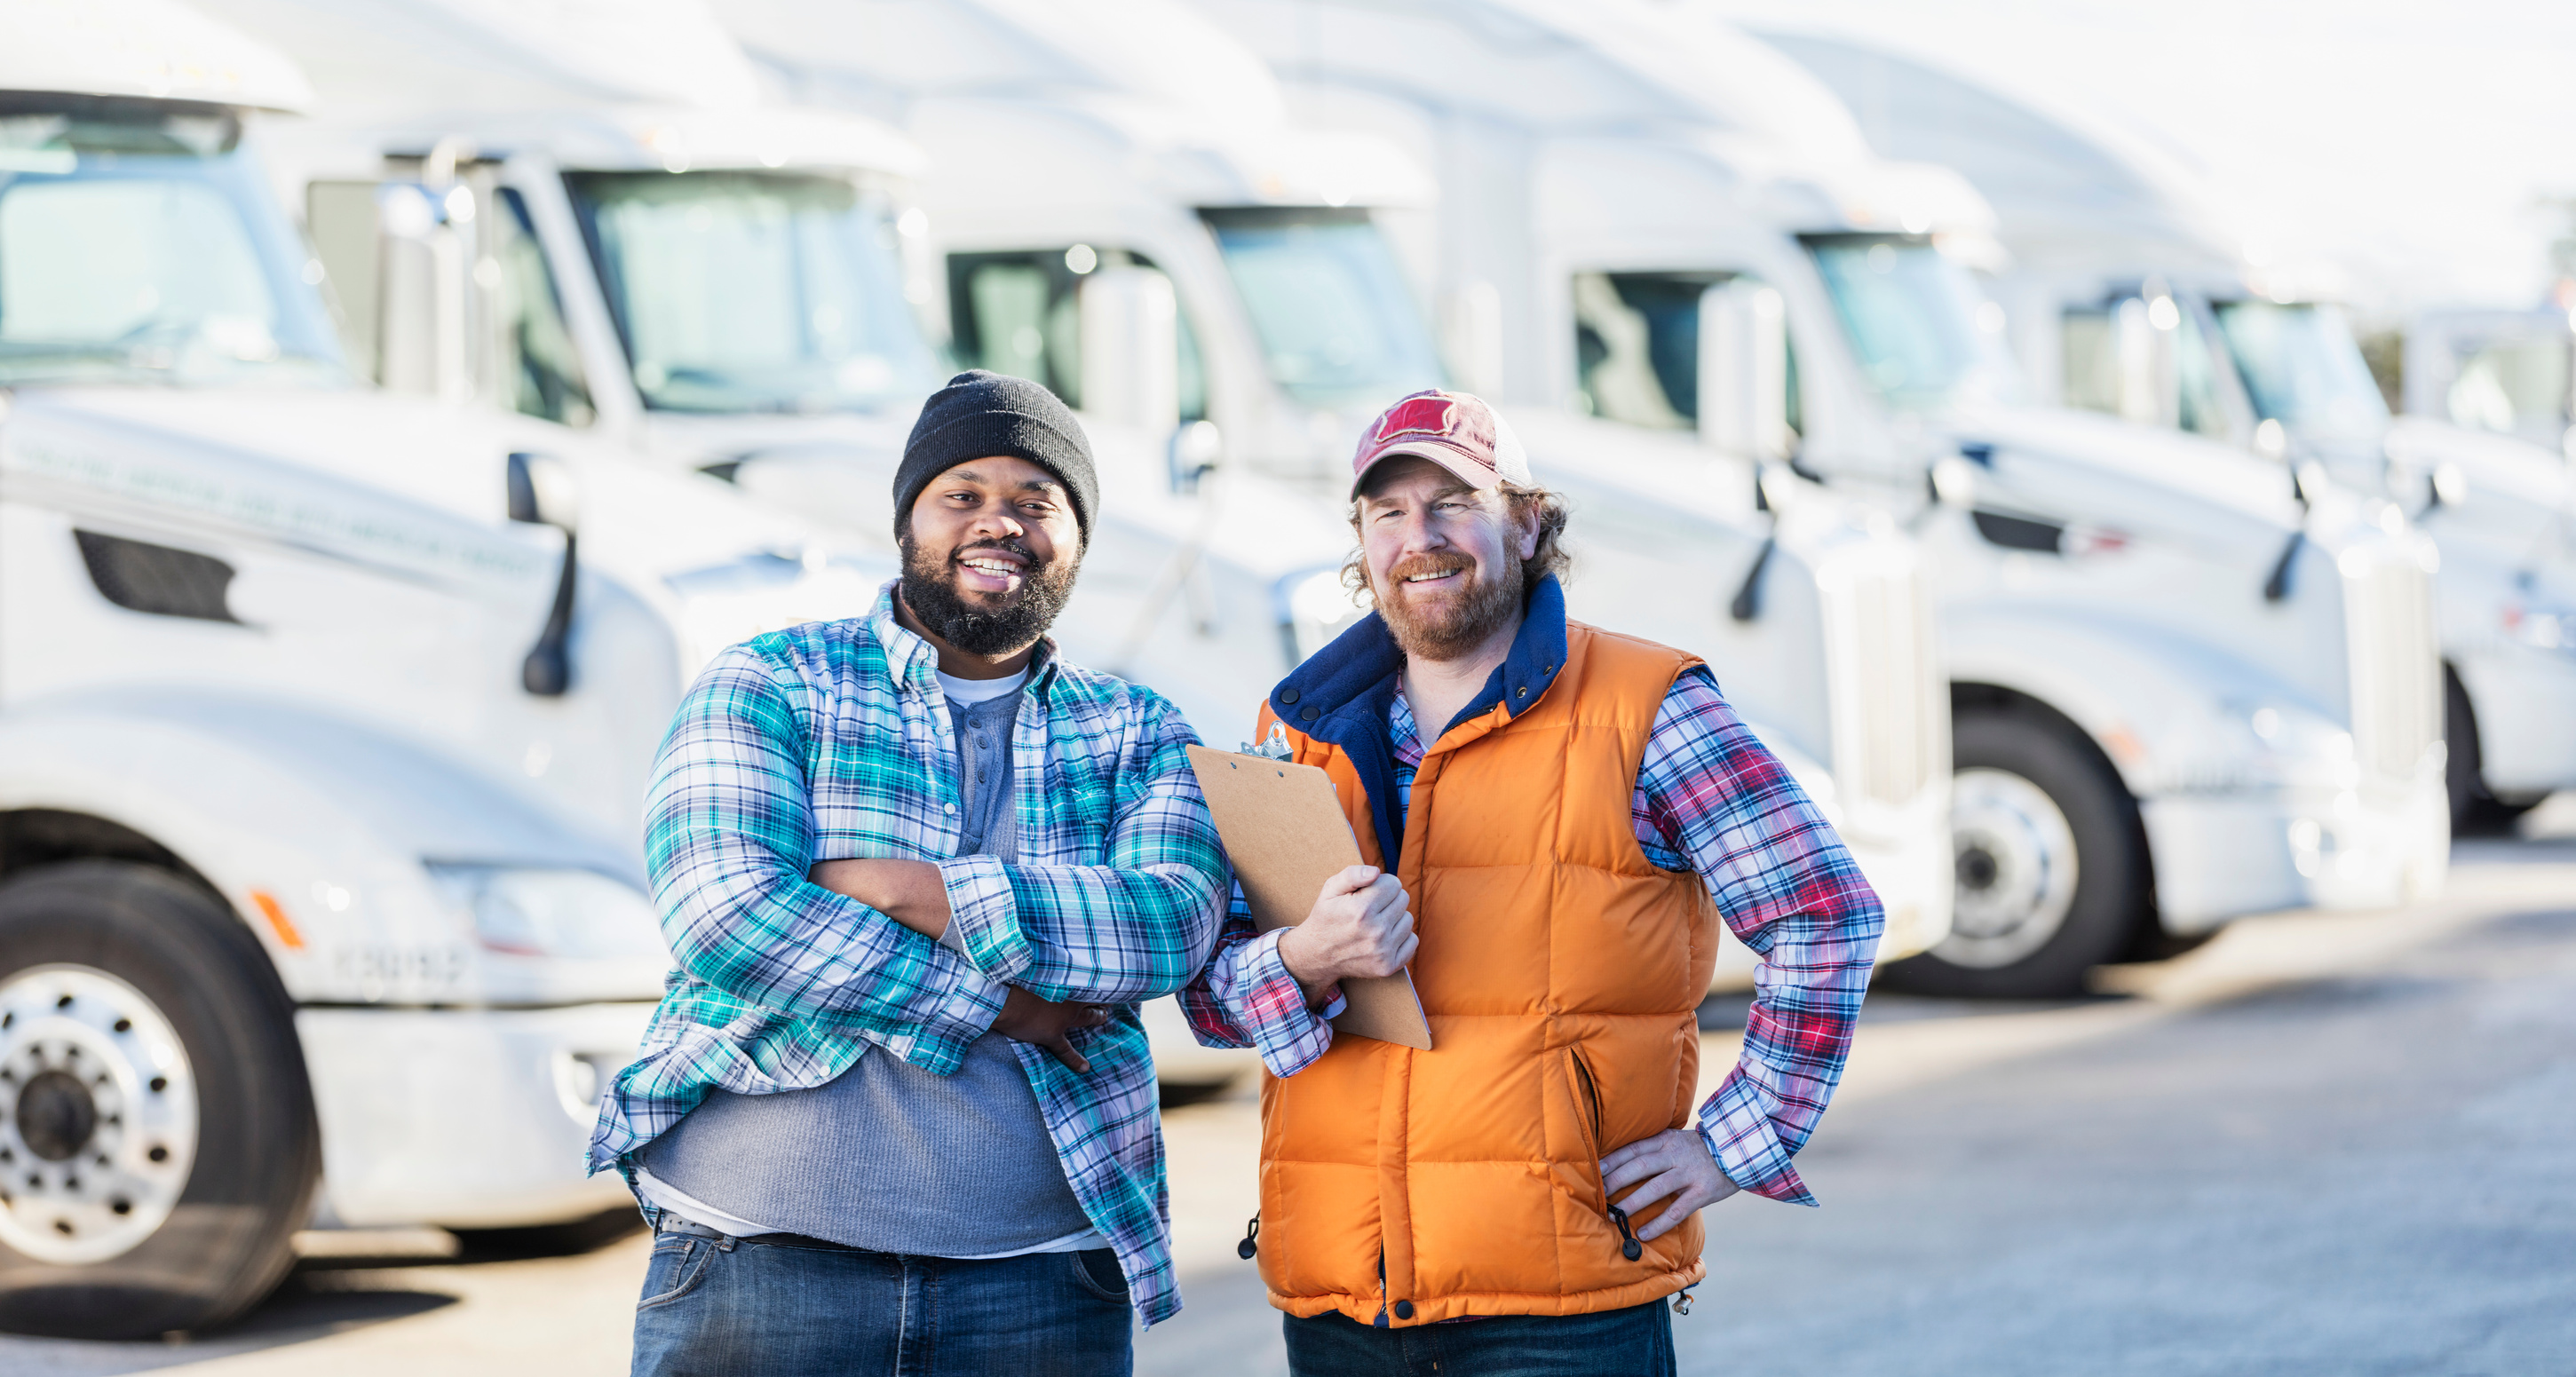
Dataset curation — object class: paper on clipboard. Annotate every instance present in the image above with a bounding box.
[1185,744,1431,1050]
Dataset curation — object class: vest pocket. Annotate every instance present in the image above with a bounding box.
[1566,1046,1644,1262]
[1566,1047,1606,1157]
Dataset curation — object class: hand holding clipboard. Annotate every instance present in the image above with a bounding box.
[1186,745,1432,1049]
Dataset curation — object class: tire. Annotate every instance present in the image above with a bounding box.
[1881,711,2150,999]
[2445,666,2539,837]
[0,862,319,1338]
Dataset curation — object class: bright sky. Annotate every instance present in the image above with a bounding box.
[1707,0,2576,319]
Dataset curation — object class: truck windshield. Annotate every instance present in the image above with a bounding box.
[565,170,938,415]
[0,111,343,387]
[1805,235,2019,413]
[1203,208,1443,410]
[2212,300,2389,439]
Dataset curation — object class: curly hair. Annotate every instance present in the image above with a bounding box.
[1337,480,1574,608]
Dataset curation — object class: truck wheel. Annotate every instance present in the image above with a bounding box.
[2445,666,2536,835]
[0,862,318,1338]
[1882,712,2149,998]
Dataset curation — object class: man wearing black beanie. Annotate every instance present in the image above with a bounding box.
[613,369,1226,1375]
[886,369,1103,658]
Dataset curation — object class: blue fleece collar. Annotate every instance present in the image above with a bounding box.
[1268,575,1571,865]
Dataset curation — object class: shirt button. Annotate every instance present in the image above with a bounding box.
[944,803,956,816]
[1300,707,1320,722]
[1279,687,1300,705]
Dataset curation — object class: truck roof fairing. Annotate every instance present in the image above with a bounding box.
[0,0,313,112]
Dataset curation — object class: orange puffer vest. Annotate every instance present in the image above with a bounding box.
[1253,613,1718,1327]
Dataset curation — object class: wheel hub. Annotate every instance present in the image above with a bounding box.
[16,1071,97,1161]
[1936,768,2082,970]
[1955,846,2001,892]
[0,966,199,1264]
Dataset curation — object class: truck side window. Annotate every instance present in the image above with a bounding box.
[2174,305,2227,440]
[946,247,1207,422]
[489,186,593,427]
[2061,305,2120,416]
[1573,270,1799,442]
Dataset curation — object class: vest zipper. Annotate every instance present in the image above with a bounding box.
[1569,1046,1643,1262]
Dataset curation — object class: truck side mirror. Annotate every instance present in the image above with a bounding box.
[1078,265,1181,435]
[507,451,580,534]
[2112,291,2181,428]
[1698,281,1790,462]
[308,178,473,401]
[1169,419,1223,495]
[507,452,580,697]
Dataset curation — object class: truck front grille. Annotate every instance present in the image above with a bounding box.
[1820,560,1946,811]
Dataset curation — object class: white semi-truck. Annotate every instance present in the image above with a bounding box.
[215,0,1954,992]
[721,0,1957,980]
[202,0,1370,760]
[0,3,881,1337]
[1758,28,2576,832]
[1200,0,2449,995]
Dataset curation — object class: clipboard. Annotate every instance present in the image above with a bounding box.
[1186,745,1432,1050]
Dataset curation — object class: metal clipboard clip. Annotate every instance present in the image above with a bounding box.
[1239,722,1293,760]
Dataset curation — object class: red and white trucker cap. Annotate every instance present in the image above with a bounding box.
[1349,388,1532,498]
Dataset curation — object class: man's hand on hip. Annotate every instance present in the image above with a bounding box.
[1277,865,1416,1005]
[991,986,1109,1072]
[1601,1128,1741,1242]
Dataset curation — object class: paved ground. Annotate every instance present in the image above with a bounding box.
[10,825,2574,1376]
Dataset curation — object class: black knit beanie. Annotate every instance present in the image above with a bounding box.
[894,370,1098,543]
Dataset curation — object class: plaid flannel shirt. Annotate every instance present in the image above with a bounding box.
[1182,663,1881,1206]
[588,581,1226,1326]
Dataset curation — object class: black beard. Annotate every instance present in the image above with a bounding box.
[1374,550,1526,661]
[898,530,1081,656]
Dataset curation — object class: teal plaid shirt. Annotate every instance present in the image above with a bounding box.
[588,582,1227,1325]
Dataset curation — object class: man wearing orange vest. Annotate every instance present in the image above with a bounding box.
[1182,389,1885,1373]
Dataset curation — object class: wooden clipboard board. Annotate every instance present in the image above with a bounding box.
[1186,745,1431,1049]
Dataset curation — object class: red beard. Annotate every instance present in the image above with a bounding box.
[1374,549,1525,661]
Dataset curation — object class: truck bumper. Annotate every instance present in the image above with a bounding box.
[2142,773,2448,934]
[298,1001,658,1230]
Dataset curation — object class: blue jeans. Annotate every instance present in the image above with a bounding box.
[1282,1301,1676,1377]
[630,1224,1133,1377]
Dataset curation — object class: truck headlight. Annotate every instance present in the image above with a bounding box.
[425,865,669,962]
[2503,602,2572,655]
[2222,698,2356,789]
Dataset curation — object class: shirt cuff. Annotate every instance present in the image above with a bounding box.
[1699,1074,1818,1207]
[936,853,1032,979]
[1235,927,1335,1078]
[903,962,1008,1073]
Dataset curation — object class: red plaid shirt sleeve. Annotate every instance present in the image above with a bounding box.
[1644,667,1883,1206]
[1178,882,1336,1076]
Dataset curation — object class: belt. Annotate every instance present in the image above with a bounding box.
[660,1215,868,1253]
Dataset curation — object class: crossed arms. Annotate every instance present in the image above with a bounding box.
[644,645,1226,1076]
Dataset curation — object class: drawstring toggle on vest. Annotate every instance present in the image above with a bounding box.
[1237,1214,1260,1260]
[1607,1202,1642,1262]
